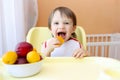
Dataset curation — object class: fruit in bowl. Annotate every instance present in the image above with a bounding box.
[15,41,33,57]
[27,50,41,63]
[2,41,43,77]
[15,57,28,64]
[2,51,18,64]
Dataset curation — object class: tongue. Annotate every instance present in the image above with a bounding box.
[59,34,65,39]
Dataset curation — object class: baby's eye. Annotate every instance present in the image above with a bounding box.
[54,22,59,25]
[64,22,70,25]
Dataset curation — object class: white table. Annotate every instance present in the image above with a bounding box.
[0,57,120,80]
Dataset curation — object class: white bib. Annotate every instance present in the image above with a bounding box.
[51,39,81,57]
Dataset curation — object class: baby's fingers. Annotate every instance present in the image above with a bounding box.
[79,52,87,58]
[73,49,88,58]
[73,50,82,58]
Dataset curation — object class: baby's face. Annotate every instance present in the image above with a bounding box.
[50,11,76,41]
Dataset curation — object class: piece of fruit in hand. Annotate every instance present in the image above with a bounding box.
[56,36,64,45]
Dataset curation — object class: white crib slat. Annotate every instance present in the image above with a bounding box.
[105,35,108,42]
[101,46,104,57]
[91,46,94,56]
[95,46,98,56]
[101,36,103,42]
[87,45,91,56]
[95,36,98,56]
[114,46,118,59]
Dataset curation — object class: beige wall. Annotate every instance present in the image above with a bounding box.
[36,0,120,34]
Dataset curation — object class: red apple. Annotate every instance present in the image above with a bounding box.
[15,57,28,64]
[15,41,33,57]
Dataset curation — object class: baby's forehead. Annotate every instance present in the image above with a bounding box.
[52,12,72,22]
[54,10,71,18]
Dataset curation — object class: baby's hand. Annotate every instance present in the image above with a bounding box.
[46,36,64,52]
[47,38,61,49]
[73,48,88,58]
[44,36,64,56]
[43,38,61,56]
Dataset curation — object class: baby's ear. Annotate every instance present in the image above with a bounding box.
[73,25,77,32]
[51,34,54,37]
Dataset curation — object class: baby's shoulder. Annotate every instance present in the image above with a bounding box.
[65,38,79,45]
[69,38,79,42]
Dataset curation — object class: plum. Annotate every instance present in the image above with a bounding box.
[15,57,28,64]
[15,41,33,57]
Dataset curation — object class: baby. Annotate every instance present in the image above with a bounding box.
[41,6,88,58]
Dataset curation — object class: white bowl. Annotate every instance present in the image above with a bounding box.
[3,60,43,77]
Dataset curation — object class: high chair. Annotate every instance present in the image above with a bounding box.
[26,26,87,52]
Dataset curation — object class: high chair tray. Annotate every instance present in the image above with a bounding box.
[0,57,120,80]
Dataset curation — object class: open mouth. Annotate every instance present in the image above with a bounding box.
[57,32,66,39]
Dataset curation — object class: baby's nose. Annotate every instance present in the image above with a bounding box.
[58,24,64,29]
